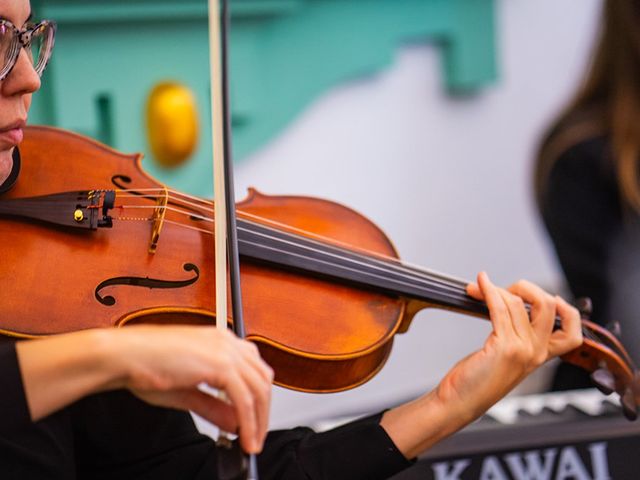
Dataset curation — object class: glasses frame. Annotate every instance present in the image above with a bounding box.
[0,19,56,82]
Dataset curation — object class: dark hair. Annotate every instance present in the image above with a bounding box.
[534,0,640,209]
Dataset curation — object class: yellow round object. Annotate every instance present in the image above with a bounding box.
[146,82,199,168]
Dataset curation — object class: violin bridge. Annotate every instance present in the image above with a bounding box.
[149,187,169,254]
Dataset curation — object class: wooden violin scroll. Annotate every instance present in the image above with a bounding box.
[562,317,638,420]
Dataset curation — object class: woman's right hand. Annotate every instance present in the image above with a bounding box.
[17,325,273,454]
[115,326,273,454]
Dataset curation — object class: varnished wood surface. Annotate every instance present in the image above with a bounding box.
[0,126,407,392]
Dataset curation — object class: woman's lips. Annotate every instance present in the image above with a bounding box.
[0,127,24,146]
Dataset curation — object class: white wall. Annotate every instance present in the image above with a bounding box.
[221,0,603,430]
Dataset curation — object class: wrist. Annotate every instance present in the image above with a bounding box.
[433,381,483,427]
[15,328,132,421]
[381,389,472,459]
[83,328,131,392]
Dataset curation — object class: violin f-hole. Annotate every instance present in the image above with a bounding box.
[94,263,200,306]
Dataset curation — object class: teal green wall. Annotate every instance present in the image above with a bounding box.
[30,0,497,195]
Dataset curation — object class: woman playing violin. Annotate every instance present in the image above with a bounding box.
[0,0,583,478]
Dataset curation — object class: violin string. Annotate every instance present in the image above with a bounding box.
[118,212,580,337]
[126,213,594,343]
[107,226,594,350]
[111,205,464,296]
[241,211,469,286]
[114,221,473,314]
[578,324,624,353]
[114,190,470,295]
[197,213,600,346]
[112,191,593,340]
[111,205,478,311]
[239,236,477,306]
[114,195,580,332]
[117,188,212,207]
[116,188,468,288]
[113,192,587,326]
[163,218,214,235]
[120,188,471,293]
[115,202,474,303]
[581,326,619,354]
[117,190,214,213]
[110,190,601,316]
[115,204,213,223]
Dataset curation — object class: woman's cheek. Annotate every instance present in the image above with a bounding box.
[24,94,32,114]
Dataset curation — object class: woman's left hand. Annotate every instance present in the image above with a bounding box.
[380,272,582,459]
[436,272,583,420]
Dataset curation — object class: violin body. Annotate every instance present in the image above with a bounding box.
[0,126,413,393]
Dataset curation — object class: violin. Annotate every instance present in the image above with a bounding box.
[0,125,638,418]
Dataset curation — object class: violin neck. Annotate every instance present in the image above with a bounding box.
[237,219,488,317]
[238,220,619,351]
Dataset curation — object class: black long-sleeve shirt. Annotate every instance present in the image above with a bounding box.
[0,341,410,479]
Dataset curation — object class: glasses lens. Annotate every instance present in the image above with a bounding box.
[30,22,55,77]
[0,22,19,79]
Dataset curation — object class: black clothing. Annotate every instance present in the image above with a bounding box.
[0,341,32,435]
[0,339,411,479]
[539,136,631,389]
[0,148,20,194]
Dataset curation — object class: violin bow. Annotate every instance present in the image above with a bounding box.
[208,0,259,478]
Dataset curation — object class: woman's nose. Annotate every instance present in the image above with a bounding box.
[2,48,41,96]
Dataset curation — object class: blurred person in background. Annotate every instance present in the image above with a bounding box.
[535,0,640,390]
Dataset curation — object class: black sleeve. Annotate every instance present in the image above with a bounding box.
[539,137,621,325]
[0,147,21,194]
[259,412,412,480]
[0,341,32,434]
[69,391,411,480]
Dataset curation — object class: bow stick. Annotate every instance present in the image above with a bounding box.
[208,0,259,478]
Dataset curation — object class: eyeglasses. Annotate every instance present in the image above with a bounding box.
[0,19,56,82]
